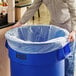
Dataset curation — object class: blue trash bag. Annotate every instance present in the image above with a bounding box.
[5,25,74,55]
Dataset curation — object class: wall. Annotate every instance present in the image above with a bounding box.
[0,27,12,76]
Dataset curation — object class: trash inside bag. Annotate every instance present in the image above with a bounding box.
[5,25,70,54]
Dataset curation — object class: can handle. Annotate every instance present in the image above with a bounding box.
[57,43,71,61]
[5,40,8,48]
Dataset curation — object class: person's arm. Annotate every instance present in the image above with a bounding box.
[12,0,42,28]
[65,0,76,42]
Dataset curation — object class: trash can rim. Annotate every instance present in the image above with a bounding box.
[6,36,69,45]
[5,25,69,45]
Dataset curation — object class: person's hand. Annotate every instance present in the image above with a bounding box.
[68,31,76,42]
[12,22,22,28]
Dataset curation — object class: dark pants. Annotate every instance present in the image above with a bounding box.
[65,53,75,76]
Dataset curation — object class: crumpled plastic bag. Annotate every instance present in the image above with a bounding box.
[5,25,71,54]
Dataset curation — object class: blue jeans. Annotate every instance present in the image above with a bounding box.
[65,53,75,76]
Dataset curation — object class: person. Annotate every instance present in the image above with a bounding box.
[12,0,76,76]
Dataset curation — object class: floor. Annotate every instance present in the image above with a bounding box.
[0,3,76,76]
[27,4,50,25]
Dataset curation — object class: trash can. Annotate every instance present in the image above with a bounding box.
[5,25,73,76]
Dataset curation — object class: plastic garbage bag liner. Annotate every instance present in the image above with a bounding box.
[5,25,73,54]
